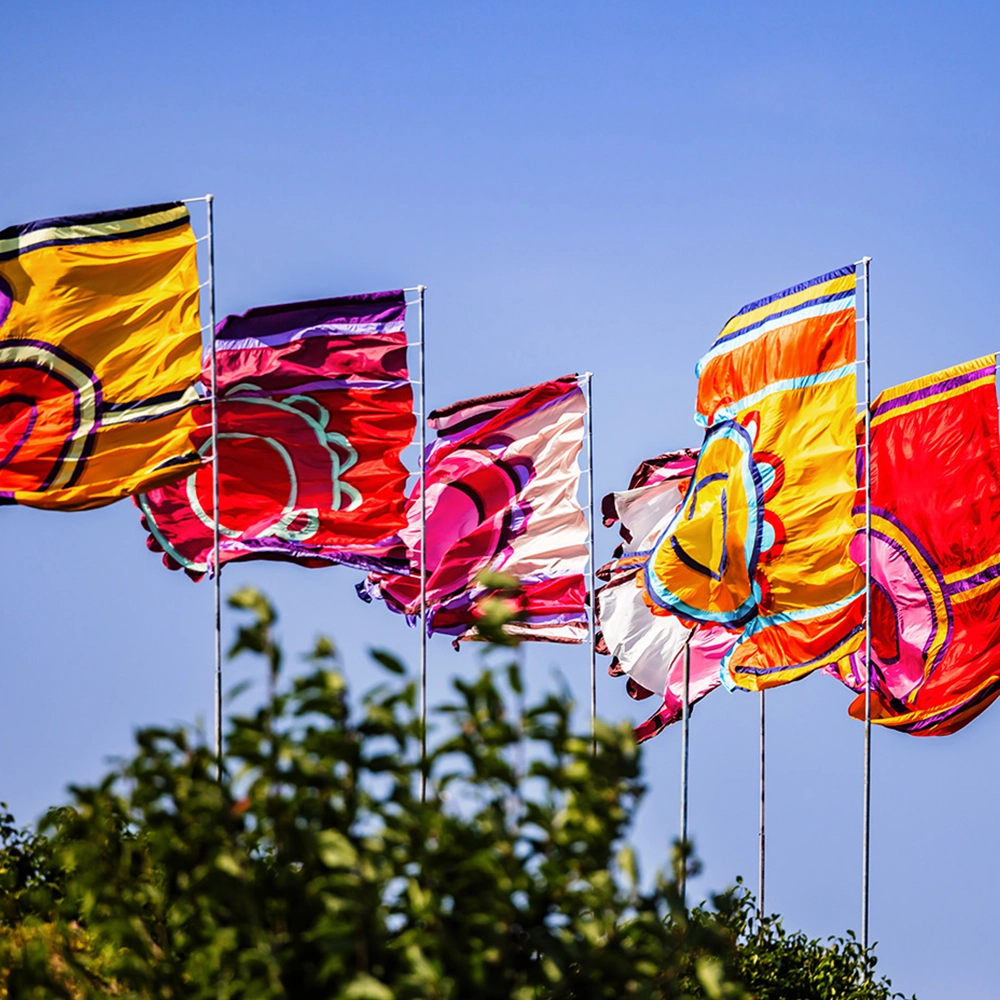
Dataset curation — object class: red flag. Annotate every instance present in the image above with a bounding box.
[828,354,1000,734]
[137,292,415,577]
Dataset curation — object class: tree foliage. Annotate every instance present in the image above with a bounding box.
[0,590,911,999]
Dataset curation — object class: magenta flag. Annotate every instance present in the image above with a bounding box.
[361,376,589,643]
[137,292,415,577]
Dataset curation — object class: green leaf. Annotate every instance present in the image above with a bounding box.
[370,649,406,675]
[507,661,524,695]
[317,829,358,869]
[227,586,276,626]
[338,973,394,999]
[305,634,337,662]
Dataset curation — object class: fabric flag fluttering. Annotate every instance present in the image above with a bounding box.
[362,376,589,643]
[597,450,736,742]
[826,354,1000,735]
[137,292,415,577]
[644,266,864,689]
[0,203,203,510]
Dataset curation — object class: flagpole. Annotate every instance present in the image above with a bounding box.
[417,284,428,803]
[679,630,692,904]
[861,256,873,949]
[758,689,766,919]
[584,371,597,754]
[206,193,222,775]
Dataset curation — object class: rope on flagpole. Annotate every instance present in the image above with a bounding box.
[861,255,873,950]
[417,285,428,803]
[206,194,222,778]
[583,372,597,754]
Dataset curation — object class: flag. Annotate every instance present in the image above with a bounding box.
[362,376,589,643]
[597,450,736,742]
[137,292,415,576]
[0,203,202,510]
[644,266,864,689]
[828,355,1000,735]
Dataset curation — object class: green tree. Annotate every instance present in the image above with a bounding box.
[0,590,911,999]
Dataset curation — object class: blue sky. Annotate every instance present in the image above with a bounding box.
[5,3,999,995]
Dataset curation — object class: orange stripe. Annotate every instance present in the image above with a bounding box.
[697,309,855,420]
[727,602,864,692]
[849,677,1000,737]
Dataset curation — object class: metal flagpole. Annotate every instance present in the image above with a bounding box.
[861,256,873,949]
[758,689,766,920]
[583,372,597,754]
[679,630,692,903]
[417,285,428,803]
[206,194,222,775]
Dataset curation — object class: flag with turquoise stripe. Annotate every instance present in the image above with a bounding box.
[644,266,864,688]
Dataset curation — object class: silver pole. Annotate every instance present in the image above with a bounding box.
[206,194,222,775]
[584,372,597,754]
[418,285,428,802]
[758,689,766,920]
[679,631,691,903]
[861,256,873,949]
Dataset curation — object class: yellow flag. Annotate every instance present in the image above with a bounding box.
[0,202,202,510]
[643,266,864,689]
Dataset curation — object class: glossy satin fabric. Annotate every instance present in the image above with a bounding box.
[828,355,1000,735]
[363,376,589,643]
[0,203,202,509]
[597,450,737,742]
[137,292,414,577]
[644,266,864,689]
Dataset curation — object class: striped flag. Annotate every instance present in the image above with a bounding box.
[644,266,864,688]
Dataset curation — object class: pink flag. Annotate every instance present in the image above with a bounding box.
[361,376,589,643]
[598,450,737,742]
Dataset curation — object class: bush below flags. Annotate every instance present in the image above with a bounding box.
[0,589,911,999]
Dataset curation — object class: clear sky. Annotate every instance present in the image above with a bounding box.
[4,3,999,996]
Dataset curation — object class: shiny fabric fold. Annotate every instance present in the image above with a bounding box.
[137,292,415,577]
[644,266,864,688]
[597,450,736,742]
[363,376,588,643]
[827,355,1000,735]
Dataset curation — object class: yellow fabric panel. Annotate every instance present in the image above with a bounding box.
[644,266,862,689]
[14,405,203,511]
[0,204,202,510]
[749,376,861,611]
[646,374,860,629]
[716,272,856,342]
[723,374,863,689]
[871,352,995,409]
[648,427,755,619]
